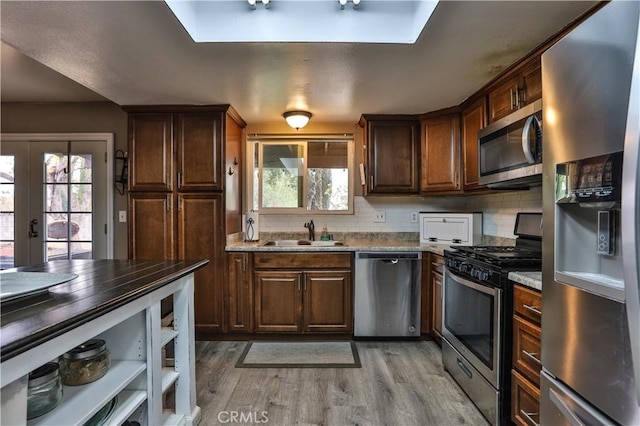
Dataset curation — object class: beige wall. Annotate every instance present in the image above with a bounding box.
[1,102,129,258]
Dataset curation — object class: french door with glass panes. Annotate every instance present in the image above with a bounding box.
[0,137,111,268]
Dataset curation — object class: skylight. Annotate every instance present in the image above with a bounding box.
[164,0,439,44]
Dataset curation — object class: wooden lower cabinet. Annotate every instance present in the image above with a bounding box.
[303,271,352,333]
[178,193,225,334]
[431,254,444,341]
[511,283,542,425]
[252,252,353,334]
[255,271,302,333]
[227,252,252,332]
[511,369,541,426]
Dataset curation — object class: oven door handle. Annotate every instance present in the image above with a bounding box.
[445,268,499,297]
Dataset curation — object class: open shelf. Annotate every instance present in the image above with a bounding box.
[161,367,179,394]
[29,360,146,426]
[105,390,147,426]
[161,327,178,347]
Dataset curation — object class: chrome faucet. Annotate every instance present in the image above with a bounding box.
[304,220,315,241]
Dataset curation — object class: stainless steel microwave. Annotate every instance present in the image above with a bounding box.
[478,99,543,188]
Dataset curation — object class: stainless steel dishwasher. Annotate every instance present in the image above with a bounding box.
[354,252,422,337]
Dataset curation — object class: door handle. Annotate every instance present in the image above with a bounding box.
[29,219,39,238]
[522,115,541,164]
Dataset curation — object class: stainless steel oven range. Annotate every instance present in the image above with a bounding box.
[442,212,542,426]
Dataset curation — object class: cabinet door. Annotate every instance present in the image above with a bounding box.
[228,252,252,332]
[521,60,542,107]
[129,192,175,260]
[303,271,352,333]
[254,271,302,332]
[511,370,541,426]
[488,75,521,123]
[367,120,420,194]
[421,114,461,192]
[177,193,225,334]
[175,112,223,191]
[462,98,487,191]
[128,113,173,192]
[432,269,443,339]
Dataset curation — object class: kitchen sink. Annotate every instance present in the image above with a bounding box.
[263,240,344,247]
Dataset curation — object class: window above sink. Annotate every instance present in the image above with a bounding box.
[247,135,355,215]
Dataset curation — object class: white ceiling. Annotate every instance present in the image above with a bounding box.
[0,1,598,124]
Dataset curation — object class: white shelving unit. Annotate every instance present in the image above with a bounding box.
[1,273,199,426]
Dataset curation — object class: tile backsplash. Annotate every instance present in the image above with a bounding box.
[254,187,542,239]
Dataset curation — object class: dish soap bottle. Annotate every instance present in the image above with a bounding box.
[320,225,330,241]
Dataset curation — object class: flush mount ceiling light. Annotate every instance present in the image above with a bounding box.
[283,111,312,130]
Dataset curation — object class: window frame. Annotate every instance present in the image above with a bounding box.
[247,134,355,215]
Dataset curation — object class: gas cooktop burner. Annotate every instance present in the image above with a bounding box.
[456,245,541,259]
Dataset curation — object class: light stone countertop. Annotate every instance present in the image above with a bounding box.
[225,239,451,256]
[508,271,542,291]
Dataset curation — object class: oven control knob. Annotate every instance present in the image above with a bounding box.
[481,271,491,281]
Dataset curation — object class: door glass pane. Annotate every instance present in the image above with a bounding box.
[46,184,68,211]
[45,213,72,240]
[71,242,92,259]
[71,213,92,241]
[46,242,68,261]
[0,155,15,269]
[70,184,92,212]
[45,153,68,183]
[307,142,348,211]
[70,154,92,183]
[261,144,304,208]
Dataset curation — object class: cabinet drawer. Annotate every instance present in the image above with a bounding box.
[513,315,542,386]
[511,369,540,426]
[514,284,542,325]
[253,252,351,269]
[431,254,444,273]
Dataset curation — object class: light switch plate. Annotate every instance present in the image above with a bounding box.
[119,211,127,223]
[374,211,386,223]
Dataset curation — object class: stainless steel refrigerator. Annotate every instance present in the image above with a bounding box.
[541,1,640,424]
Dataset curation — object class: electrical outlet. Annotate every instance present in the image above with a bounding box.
[119,211,127,223]
[411,212,418,223]
[374,211,386,223]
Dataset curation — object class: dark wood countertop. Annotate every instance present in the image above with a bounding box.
[0,259,208,362]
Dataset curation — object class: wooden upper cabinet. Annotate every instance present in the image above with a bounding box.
[520,60,542,106]
[360,116,420,194]
[421,113,461,193]
[128,113,173,192]
[461,98,487,191]
[176,112,224,192]
[488,58,542,123]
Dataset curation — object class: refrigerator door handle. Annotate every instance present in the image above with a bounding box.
[621,19,640,405]
[549,389,587,426]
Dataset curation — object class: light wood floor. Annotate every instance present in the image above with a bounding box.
[195,340,489,426]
